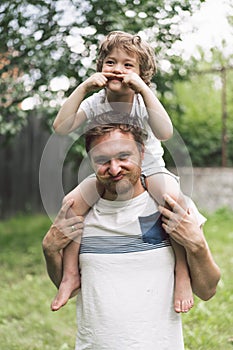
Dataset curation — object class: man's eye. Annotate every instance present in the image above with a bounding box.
[95,157,109,165]
[119,153,130,160]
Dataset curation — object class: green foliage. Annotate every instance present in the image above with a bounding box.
[0,0,203,141]
[164,66,233,166]
[0,209,232,349]
[3,0,232,167]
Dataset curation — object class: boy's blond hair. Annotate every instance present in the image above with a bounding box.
[96,31,156,85]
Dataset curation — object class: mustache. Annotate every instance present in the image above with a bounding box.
[97,172,128,184]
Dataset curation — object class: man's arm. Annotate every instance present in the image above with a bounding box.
[42,226,64,288]
[185,229,220,300]
[159,194,221,301]
[42,200,84,288]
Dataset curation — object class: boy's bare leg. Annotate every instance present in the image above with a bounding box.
[51,240,81,311]
[170,238,194,313]
[146,173,194,313]
[51,176,102,311]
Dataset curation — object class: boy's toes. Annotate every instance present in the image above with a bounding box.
[174,299,194,313]
[174,300,182,313]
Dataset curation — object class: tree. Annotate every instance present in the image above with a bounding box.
[166,56,233,167]
[0,0,204,142]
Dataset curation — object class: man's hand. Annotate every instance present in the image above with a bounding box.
[158,194,204,252]
[159,194,220,300]
[42,199,84,255]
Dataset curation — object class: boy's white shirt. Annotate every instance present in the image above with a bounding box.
[80,90,165,174]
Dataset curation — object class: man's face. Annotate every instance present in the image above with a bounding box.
[89,129,144,200]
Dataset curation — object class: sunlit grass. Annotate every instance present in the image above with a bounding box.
[183,208,233,350]
[0,209,232,349]
[0,215,76,350]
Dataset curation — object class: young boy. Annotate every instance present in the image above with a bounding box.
[52,31,193,314]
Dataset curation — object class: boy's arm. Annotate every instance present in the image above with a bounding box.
[122,72,173,140]
[159,194,221,301]
[140,85,173,141]
[53,83,88,135]
[53,72,113,135]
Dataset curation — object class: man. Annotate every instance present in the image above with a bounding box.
[42,113,220,349]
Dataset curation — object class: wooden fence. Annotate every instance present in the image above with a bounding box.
[0,114,77,219]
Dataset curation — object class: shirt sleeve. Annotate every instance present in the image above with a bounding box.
[79,95,94,119]
[79,90,107,120]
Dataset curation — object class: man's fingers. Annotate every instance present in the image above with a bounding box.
[66,216,84,227]
[163,194,177,209]
[57,199,74,219]
[163,194,187,215]
[161,222,172,234]
[158,205,172,219]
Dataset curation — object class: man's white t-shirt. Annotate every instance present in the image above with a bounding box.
[76,191,205,350]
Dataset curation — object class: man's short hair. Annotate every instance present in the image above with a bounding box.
[84,111,148,154]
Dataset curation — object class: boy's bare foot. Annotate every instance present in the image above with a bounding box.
[174,296,194,313]
[174,271,194,313]
[51,275,81,311]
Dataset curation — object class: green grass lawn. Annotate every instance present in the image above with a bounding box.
[0,209,232,350]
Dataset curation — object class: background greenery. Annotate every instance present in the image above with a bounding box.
[1,0,233,166]
[0,209,232,350]
[0,3,232,347]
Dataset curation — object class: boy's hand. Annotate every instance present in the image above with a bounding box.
[83,72,117,93]
[119,72,146,93]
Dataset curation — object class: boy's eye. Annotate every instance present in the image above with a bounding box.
[105,60,114,65]
[125,63,133,67]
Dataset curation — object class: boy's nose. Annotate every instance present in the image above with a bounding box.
[113,64,123,74]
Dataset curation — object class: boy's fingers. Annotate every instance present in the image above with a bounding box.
[103,72,125,79]
[103,72,117,77]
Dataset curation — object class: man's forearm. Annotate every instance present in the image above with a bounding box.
[43,248,63,289]
[186,236,221,300]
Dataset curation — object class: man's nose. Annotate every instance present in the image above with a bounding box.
[108,159,121,176]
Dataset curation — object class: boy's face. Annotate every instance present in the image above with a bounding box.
[102,48,140,93]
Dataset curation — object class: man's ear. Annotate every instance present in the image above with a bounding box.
[141,144,145,160]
